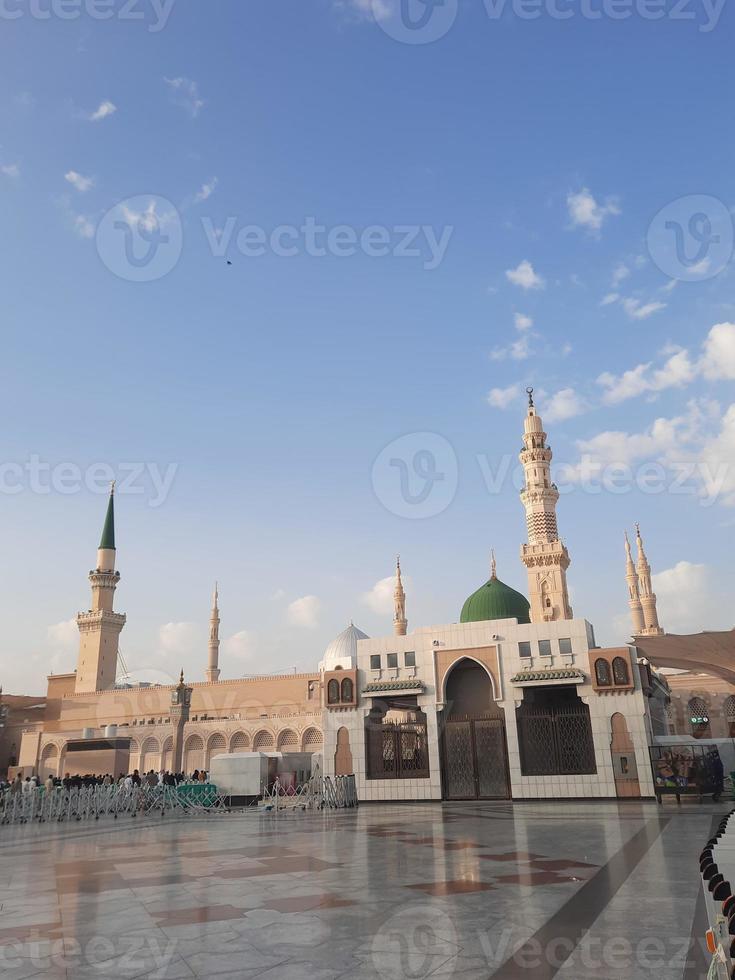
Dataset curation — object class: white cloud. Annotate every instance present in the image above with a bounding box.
[225,630,256,660]
[651,562,720,634]
[700,322,735,380]
[335,0,391,21]
[1,163,20,178]
[487,384,521,409]
[622,297,666,320]
[559,398,735,508]
[194,177,218,203]
[164,77,205,117]
[362,576,396,615]
[688,257,711,277]
[542,388,587,423]
[600,292,619,307]
[611,263,630,287]
[505,260,545,291]
[597,324,735,406]
[73,214,95,239]
[119,198,177,233]
[287,595,321,629]
[158,622,196,658]
[47,619,78,650]
[598,363,651,404]
[598,349,695,405]
[697,404,735,507]
[89,100,117,122]
[64,170,94,193]
[491,312,536,361]
[560,411,690,484]
[567,188,620,234]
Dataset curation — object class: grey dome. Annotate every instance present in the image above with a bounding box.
[322,623,369,669]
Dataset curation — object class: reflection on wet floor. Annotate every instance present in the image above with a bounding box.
[0,800,723,979]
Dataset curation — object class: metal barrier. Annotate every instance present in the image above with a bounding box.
[259,770,358,813]
[323,774,358,809]
[0,783,229,826]
[0,770,357,826]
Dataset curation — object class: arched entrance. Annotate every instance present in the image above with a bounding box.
[440,659,510,800]
[610,713,641,798]
[334,727,353,776]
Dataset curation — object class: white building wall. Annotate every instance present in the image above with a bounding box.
[335,616,656,802]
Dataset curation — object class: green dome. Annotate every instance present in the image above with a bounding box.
[460,574,531,625]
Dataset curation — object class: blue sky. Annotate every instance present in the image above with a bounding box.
[2,0,735,693]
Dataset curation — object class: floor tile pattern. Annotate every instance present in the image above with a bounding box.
[0,800,723,979]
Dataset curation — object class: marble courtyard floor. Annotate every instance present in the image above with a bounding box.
[0,800,726,980]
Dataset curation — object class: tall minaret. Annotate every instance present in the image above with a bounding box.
[206,584,221,683]
[75,485,126,693]
[634,524,664,636]
[393,556,407,636]
[519,388,573,623]
[625,531,645,635]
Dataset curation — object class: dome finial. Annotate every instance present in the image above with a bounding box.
[526,386,534,408]
[490,549,497,580]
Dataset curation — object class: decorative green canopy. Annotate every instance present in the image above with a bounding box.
[460,572,530,625]
[99,488,115,550]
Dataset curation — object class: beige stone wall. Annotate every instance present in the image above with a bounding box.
[665,671,735,739]
[32,671,326,777]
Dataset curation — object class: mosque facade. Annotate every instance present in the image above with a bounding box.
[7,392,680,801]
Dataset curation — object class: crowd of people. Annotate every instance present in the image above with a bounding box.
[0,768,211,795]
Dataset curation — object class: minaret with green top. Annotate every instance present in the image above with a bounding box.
[75,484,127,693]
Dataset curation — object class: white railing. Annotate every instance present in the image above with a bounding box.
[0,783,228,826]
[259,765,357,813]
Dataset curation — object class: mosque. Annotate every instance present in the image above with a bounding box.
[2,391,732,801]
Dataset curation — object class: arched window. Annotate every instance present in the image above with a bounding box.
[340,678,353,702]
[725,695,735,737]
[612,657,630,686]
[327,679,340,704]
[595,659,611,687]
[688,697,711,739]
[253,730,275,750]
[277,729,299,750]
[302,727,323,751]
[230,731,250,753]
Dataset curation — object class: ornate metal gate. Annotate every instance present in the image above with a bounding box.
[516,700,596,776]
[441,715,510,800]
